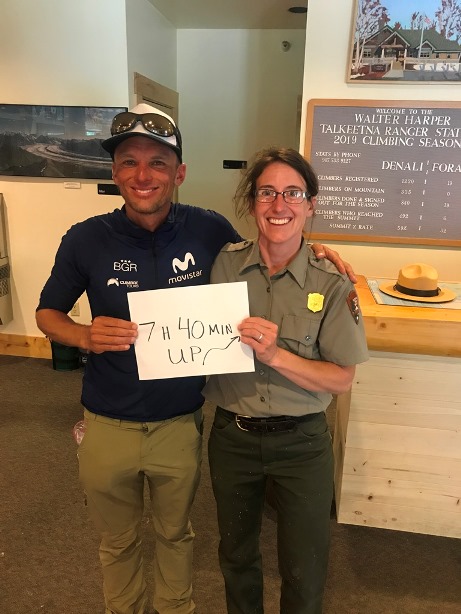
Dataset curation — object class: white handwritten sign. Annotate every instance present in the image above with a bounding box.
[127,282,254,380]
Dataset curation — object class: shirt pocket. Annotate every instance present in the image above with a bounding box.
[278,314,321,359]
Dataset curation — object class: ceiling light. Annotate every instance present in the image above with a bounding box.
[288,6,307,14]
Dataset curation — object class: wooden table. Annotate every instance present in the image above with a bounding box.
[355,275,461,357]
[334,276,461,538]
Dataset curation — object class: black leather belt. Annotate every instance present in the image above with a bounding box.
[218,408,315,433]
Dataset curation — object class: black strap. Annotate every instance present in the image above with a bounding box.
[394,283,440,298]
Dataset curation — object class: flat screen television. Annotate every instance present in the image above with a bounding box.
[0,104,127,180]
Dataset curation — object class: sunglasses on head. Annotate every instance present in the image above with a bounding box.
[110,111,180,141]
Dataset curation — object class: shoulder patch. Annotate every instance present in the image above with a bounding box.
[346,290,361,324]
[223,240,253,252]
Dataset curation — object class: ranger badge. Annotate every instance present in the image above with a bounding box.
[307,293,324,313]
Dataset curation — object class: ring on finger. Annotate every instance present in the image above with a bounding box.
[258,332,263,341]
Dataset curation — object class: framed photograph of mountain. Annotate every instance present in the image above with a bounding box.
[347,0,461,83]
[0,104,126,179]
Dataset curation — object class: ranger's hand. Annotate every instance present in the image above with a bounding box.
[238,316,279,365]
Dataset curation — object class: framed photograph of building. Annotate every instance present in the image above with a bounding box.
[347,0,461,83]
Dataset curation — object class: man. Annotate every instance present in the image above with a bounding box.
[36,103,353,614]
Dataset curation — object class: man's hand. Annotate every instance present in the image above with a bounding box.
[36,309,138,354]
[310,243,357,283]
[84,316,138,354]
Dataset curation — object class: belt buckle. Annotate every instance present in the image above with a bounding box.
[235,415,251,431]
[279,420,296,433]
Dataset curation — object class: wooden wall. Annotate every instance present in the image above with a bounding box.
[334,352,461,538]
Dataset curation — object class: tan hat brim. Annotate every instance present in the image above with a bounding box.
[378,282,456,303]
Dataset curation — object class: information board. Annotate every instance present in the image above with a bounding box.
[305,99,461,247]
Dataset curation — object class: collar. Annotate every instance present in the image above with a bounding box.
[238,239,312,288]
[119,203,175,233]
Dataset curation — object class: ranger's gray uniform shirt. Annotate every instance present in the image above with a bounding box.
[203,239,369,417]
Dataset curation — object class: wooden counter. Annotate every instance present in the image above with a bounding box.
[334,276,461,539]
[355,274,461,357]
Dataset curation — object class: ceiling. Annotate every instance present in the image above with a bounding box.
[148,0,308,29]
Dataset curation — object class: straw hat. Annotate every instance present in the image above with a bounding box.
[379,263,456,303]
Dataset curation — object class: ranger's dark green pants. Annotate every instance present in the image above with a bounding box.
[208,407,334,614]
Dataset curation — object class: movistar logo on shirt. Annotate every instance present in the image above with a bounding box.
[172,252,195,273]
[169,252,203,285]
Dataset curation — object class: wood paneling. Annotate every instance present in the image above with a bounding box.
[335,353,461,538]
[0,333,51,358]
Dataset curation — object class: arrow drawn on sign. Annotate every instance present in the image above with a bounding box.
[202,336,241,365]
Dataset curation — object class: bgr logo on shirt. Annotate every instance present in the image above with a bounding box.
[114,259,138,272]
[107,260,139,289]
